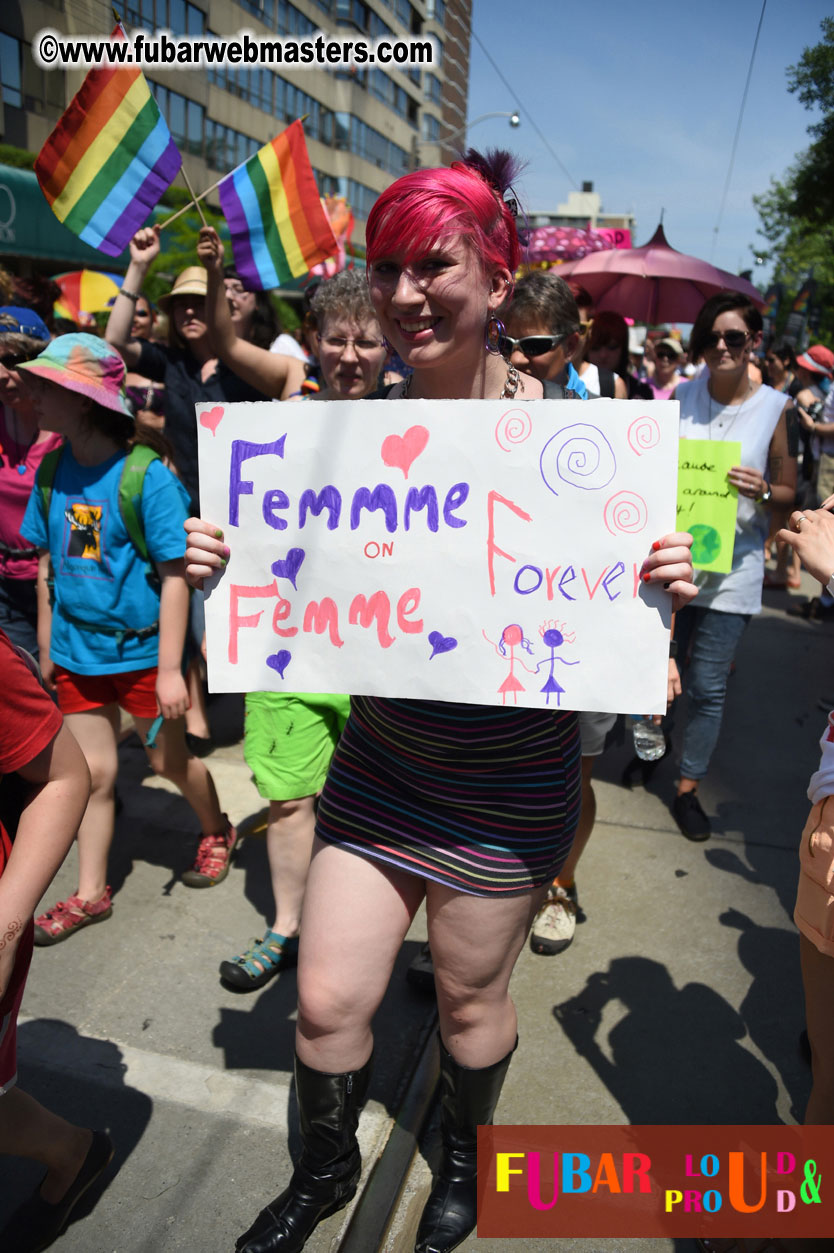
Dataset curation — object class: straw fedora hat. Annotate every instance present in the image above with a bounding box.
[157,266,208,313]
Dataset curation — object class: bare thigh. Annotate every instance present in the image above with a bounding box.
[64,706,120,787]
[296,839,426,1069]
[427,881,548,1063]
[800,932,834,1124]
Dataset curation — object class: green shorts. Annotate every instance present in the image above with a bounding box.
[244,692,351,801]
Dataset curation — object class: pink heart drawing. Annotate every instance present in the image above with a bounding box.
[200,405,224,436]
[381,425,429,479]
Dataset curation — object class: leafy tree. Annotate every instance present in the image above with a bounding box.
[0,143,37,169]
[785,15,834,224]
[142,190,228,306]
[752,19,834,342]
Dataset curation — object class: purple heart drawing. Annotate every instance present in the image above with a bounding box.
[266,650,292,679]
[428,630,458,660]
[271,547,305,589]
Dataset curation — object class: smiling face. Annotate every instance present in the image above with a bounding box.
[317,313,387,399]
[653,345,681,383]
[367,234,510,378]
[503,311,576,384]
[703,310,757,381]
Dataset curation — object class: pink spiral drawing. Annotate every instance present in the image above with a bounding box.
[604,491,648,536]
[495,407,533,451]
[627,415,660,456]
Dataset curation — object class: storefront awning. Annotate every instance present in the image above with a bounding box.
[0,164,130,270]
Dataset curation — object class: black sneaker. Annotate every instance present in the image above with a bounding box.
[787,597,834,622]
[672,791,711,841]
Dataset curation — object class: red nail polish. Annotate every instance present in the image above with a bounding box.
[643,572,651,583]
[652,540,662,551]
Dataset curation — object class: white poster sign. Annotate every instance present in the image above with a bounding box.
[198,398,679,714]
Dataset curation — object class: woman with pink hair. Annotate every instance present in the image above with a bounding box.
[184,152,696,1253]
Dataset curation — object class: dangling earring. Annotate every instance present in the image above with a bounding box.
[485,315,505,356]
[382,336,392,352]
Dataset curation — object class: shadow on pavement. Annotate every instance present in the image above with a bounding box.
[719,908,809,1122]
[588,610,818,1123]
[0,1019,152,1237]
[552,956,781,1124]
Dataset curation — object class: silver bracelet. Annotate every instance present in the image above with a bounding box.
[119,287,141,302]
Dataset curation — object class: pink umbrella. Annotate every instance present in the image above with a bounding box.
[553,224,762,324]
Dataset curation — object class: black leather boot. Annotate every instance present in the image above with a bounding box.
[236,1051,372,1253]
[414,1036,516,1253]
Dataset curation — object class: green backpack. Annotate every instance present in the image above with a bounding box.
[36,442,160,568]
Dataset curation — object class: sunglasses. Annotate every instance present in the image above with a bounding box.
[654,350,679,363]
[702,329,749,352]
[499,333,566,359]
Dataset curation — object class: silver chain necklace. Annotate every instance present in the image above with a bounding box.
[401,363,521,400]
[707,379,753,440]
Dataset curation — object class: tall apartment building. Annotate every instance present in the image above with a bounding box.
[0,0,472,245]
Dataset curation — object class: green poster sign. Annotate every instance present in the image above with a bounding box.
[676,438,741,573]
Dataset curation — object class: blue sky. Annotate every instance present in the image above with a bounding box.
[464,0,830,279]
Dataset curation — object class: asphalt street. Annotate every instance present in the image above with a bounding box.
[1,573,826,1253]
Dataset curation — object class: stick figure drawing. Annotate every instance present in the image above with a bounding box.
[482,624,537,705]
[535,620,579,706]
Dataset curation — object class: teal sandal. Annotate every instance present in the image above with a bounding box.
[219,931,299,990]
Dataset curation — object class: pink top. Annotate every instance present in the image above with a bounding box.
[648,376,680,401]
[0,404,62,580]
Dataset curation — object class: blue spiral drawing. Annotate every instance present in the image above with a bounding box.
[540,424,617,496]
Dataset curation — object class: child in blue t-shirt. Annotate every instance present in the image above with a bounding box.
[18,334,237,943]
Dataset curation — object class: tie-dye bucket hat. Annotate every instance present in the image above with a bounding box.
[17,332,133,419]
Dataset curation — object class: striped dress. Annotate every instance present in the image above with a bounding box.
[315,695,581,896]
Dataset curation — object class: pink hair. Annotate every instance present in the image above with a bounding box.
[366,153,522,276]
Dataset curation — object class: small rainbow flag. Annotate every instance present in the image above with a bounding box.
[35,26,181,258]
[217,121,338,289]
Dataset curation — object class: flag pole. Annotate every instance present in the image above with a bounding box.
[158,177,223,229]
[157,116,310,229]
[180,166,208,227]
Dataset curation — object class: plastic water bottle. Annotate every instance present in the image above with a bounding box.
[630,715,666,762]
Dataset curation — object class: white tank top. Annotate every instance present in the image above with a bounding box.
[677,373,785,614]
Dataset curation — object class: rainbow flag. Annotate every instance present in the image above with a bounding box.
[217,122,338,289]
[35,26,181,257]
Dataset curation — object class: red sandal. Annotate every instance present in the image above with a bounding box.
[33,888,113,946]
[181,815,238,887]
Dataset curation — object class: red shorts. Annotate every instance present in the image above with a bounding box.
[55,665,159,718]
[0,920,34,1093]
